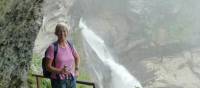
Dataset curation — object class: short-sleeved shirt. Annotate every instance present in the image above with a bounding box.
[46,42,77,80]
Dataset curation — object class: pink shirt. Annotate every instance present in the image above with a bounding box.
[46,43,76,80]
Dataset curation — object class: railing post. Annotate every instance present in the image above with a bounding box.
[93,84,96,88]
[36,77,40,88]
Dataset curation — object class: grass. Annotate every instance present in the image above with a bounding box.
[27,71,51,88]
[76,71,93,88]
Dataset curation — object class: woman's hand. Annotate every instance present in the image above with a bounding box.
[59,68,70,76]
[75,70,79,77]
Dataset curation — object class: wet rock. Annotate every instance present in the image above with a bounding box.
[0,0,43,87]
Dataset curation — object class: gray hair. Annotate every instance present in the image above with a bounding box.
[54,22,69,35]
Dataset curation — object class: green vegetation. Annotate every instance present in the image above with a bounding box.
[76,70,93,88]
[28,70,51,88]
[28,53,51,88]
[0,0,11,21]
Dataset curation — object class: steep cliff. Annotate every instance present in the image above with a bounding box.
[0,0,43,87]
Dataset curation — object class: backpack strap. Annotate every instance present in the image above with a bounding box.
[53,41,60,79]
[67,40,75,57]
[44,41,58,66]
[52,42,58,66]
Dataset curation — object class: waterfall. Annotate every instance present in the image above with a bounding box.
[79,19,143,88]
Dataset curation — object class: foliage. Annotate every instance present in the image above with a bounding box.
[0,0,11,21]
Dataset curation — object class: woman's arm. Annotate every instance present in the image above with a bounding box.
[74,50,80,77]
[45,58,64,74]
[74,50,80,70]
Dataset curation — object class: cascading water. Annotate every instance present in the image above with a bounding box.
[80,19,143,88]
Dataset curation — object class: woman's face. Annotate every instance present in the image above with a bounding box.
[56,28,67,41]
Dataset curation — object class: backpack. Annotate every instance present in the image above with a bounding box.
[42,41,74,78]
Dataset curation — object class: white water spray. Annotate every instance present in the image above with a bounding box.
[79,19,143,88]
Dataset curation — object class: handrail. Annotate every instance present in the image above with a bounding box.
[32,74,96,88]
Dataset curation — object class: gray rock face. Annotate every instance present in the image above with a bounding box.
[0,0,43,87]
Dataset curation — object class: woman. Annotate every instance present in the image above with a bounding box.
[46,23,80,88]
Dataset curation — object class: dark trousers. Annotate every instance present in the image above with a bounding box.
[51,76,76,88]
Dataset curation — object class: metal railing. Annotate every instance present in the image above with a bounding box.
[32,74,96,88]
